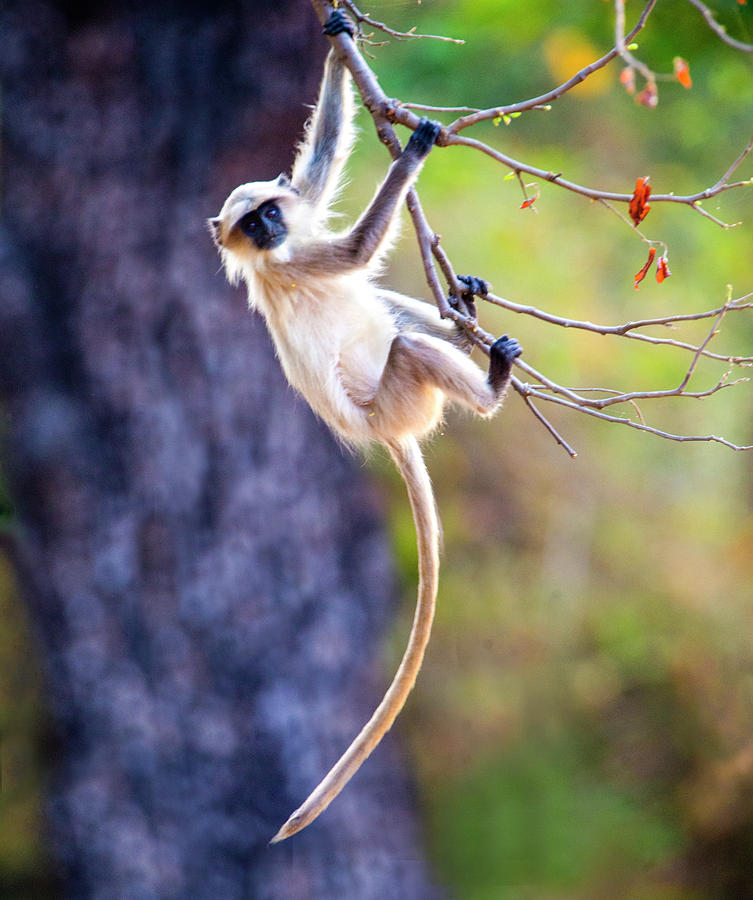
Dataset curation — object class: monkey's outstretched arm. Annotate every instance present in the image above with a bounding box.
[346,120,441,265]
[288,118,442,276]
[270,435,438,844]
[291,19,356,218]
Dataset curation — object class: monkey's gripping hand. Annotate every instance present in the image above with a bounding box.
[323,10,356,37]
[488,334,522,395]
[406,118,442,159]
[451,274,489,319]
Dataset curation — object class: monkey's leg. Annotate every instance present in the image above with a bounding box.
[374,332,521,421]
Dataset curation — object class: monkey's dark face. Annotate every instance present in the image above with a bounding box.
[238,200,287,250]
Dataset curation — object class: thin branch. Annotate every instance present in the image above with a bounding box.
[684,0,753,52]
[342,0,464,44]
[710,136,753,191]
[515,355,745,411]
[442,131,753,228]
[517,390,579,458]
[596,199,672,259]
[482,290,753,365]
[614,0,656,84]
[515,381,753,451]
[689,201,742,230]
[677,299,728,390]
[522,359,746,406]
[405,187,452,315]
[402,104,482,114]
[529,386,649,423]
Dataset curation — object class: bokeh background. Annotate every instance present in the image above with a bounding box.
[2,1,753,897]
[348,1,753,896]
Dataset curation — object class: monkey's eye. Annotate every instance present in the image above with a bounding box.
[239,213,258,235]
[264,203,281,220]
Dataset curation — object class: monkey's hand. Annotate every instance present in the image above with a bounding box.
[488,334,522,393]
[323,10,356,38]
[406,118,442,158]
[451,274,489,319]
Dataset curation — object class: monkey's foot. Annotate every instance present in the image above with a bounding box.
[407,118,442,156]
[323,10,356,37]
[451,274,489,318]
[457,274,489,298]
[488,334,522,393]
[491,334,522,363]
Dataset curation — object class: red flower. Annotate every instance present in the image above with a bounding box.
[519,185,539,211]
[620,67,635,95]
[673,57,692,89]
[634,247,657,289]
[656,254,672,283]
[629,176,652,226]
[635,81,658,108]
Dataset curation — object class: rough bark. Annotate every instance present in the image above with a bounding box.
[0,2,438,897]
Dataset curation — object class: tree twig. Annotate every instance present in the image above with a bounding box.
[684,0,753,53]
[482,290,753,366]
[443,132,753,228]
[342,0,465,44]
[517,391,579,458]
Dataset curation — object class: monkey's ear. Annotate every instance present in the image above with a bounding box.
[207,217,222,247]
[277,172,300,195]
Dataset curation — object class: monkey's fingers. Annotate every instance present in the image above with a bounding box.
[323,10,356,38]
[488,334,522,394]
[457,274,489,298]
[492,334,523,363]
[407,118,442,156]
[452,274,491,319]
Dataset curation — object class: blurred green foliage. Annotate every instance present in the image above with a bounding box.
[354,1,753,897]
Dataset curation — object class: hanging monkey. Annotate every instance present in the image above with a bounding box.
[209,11,521,842]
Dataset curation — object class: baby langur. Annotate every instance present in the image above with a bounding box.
[209,11,522,843]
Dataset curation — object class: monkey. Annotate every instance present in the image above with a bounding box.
[209,10,521,843]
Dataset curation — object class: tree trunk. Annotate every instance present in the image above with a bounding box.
[0,2,438,896]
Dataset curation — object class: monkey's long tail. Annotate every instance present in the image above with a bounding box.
[270,435,439,843]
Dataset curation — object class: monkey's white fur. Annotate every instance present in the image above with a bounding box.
[211,43,517,842]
